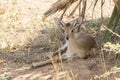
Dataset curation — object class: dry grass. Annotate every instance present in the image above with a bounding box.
[0,2,39,51]
[0,0,64,53]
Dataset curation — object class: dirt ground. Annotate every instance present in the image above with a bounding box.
[0,0,120,80]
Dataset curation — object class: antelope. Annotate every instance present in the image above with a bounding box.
[31,18,96,68]
[54,18,96,60]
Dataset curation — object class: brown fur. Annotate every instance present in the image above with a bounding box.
[66,31,95,58]
[55,18,96,59]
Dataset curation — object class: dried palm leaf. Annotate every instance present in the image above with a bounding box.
[44,0,78,19]
[69,0,82,17]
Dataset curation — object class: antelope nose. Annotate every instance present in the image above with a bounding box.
[66,36,69,40]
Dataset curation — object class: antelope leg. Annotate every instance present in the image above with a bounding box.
[31,42,68,68]
[51,41,68,56]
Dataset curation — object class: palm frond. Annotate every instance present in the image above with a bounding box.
[44,0,77,17]
[44,0,87,20]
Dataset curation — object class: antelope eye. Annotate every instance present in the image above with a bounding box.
[71,29,74,32]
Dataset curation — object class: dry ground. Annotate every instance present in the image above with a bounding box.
[0,0,120,80]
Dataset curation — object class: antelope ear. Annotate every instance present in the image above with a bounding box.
[74,18,82,28]
[71,18,82,32]
[54,18,65,27]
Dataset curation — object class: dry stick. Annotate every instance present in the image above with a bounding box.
[78,0,86,31]
[92,0,98,19]
[60,0,71,20]
[81,0,86,21]
[79,0,81,17]
[100,47,108,80]
[101,0,105,22]
[103,25,120,38]
[31,56,67,68]
[60,7,68,20]
[32,59,52,68]
[49,53,60,79]
[27,47,31,63]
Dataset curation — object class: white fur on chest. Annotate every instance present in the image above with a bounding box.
[65,38,86,59]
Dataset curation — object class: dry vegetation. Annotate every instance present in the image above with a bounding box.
[0,0,120,80]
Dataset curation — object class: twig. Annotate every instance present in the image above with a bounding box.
[103,25,120,38]
[31,56,67,68]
